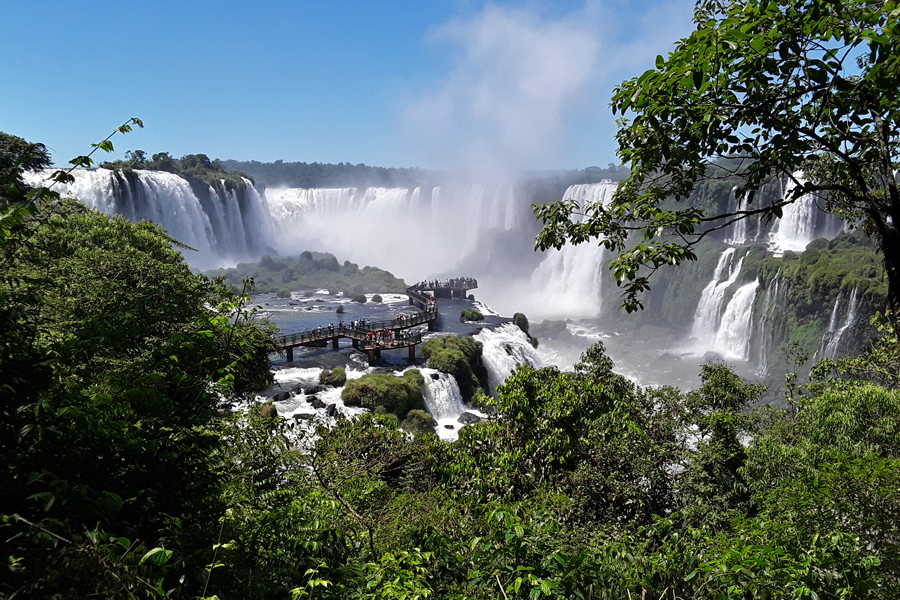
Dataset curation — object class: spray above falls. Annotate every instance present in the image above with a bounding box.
[266,182,526,281]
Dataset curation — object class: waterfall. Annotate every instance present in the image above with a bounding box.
[266,182,525,280]
[821,288,860,359]
[713,279,759,360]
[754,272,786,376]
[767,175,843,256]
[725,187,750,245]
[474,323,543,395]
[690,248,743,347]
[418,368,467,421]
[523,182,618,318]
[24,168,272,269]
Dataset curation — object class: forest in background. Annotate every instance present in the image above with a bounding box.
[219,158,627,190]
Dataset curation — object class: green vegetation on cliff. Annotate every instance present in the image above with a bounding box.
[204,251,407,297]
[101,150,252,189]
[1,132,278,597]
[421,335,487,402]
[341,370,425,419]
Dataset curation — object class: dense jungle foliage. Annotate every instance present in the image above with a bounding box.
[203,251,408,298]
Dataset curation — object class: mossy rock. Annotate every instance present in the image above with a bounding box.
[372,294,383,303]
[513,312,529,334]
[258,402,278,419]
[400,409,436,434]
[353,294,367,303]
[319,366,347,387]
[341,370,424,417]
[460,308,484,321]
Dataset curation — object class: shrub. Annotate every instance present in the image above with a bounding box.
[353,294,367,303]
[276,289,291,298]
[336,304,345,313]
[372,294,383,303]
[258,402,278,419]
[400,409,436,434]
[319,366,347,387]
[328,288,339,296]
[341,370,424,417]
[303,290,314,298]
[460,308,484,321]
[513,312,529,334]
[530,336,539,349]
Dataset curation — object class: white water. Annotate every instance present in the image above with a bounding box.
[419,367,467,421]
[417,367,483,442]
[712,279,759,360]
[497,182,618,319]
[769,178,818,255]
[475,323,544,395]
[690,249,743,348]
[822,288,860,359]
[24,168,273,268]
[754,272,786,376]
[725,187,750,245]
[266,182,525,280]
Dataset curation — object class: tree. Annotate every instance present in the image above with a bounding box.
[535,0,900,313]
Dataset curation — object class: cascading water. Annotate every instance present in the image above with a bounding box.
[821,288,860,359]
[690,248,743,348]
[769,178,817,255]
[418,367,467,421]
[725,187,751,245]
[266,182,525,281]
[514,182,618,319]
[474,323,543,395]
[753,272,787,376]
[24,168,273,269]
[712,279,759,360]
[767,175,844,256]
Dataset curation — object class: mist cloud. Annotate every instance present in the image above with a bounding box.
[402,1,693,171]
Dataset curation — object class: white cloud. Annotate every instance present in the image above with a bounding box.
[402,1,694,170]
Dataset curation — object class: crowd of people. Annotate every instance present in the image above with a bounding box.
[293,289,440,350]
[363,327,416,349]
[412,277,477,290]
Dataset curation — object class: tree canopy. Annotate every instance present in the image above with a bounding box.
[535,0,900,313]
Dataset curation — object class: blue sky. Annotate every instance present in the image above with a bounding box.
[1,1,694,170]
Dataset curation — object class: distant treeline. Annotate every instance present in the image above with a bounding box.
[220,158,629,190]
[219,159,438,189]
[102,151,252,188]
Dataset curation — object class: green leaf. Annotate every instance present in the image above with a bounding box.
[141,547,174,566]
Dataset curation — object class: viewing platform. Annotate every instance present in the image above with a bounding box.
[274,283,443,365]
[410,277,478,300]
[273,277,477,365]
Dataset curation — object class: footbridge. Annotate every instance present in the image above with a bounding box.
[274,284,443,365]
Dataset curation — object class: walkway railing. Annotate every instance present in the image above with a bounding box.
[273,303,436,348]
[274,326,423,350]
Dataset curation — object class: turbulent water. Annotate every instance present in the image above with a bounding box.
[474,323,544,394]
